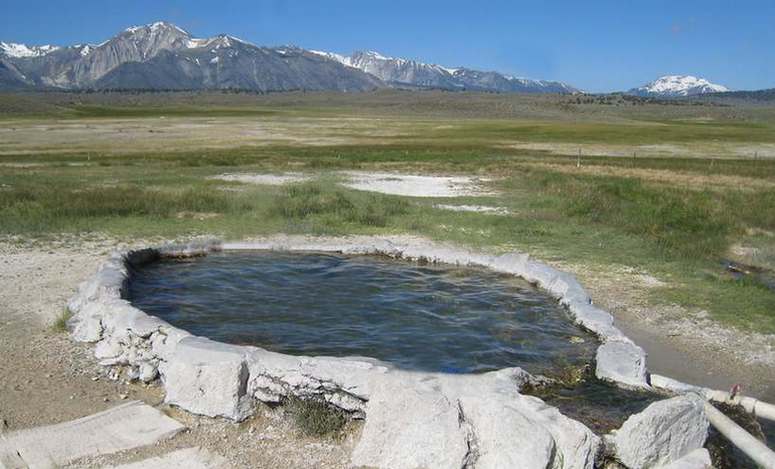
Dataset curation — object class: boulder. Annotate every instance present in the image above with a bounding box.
[159,337,253,421]
[350,373,470,469]
[596,340,649,389]
[611,394,709,469]
[351,368,600,469]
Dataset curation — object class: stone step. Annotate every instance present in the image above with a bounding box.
[0,401,184,469]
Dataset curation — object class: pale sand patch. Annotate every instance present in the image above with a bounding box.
[341,171,494,197]
[433,204,510,215]
[212,171,495,198]
[213,173,311,186]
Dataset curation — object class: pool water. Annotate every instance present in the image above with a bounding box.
[128,251,597,374]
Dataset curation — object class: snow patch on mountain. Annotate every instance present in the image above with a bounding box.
[309,48,578,93]
[630,75,729,97]
[310,50,355,68]
[0,42,60,58]
[125,21,189,35]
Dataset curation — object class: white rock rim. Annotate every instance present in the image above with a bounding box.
[66,235,693,469]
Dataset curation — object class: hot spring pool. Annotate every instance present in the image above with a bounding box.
[128,251,597,374]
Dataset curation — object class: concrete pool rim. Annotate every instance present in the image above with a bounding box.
[67,235,709,469]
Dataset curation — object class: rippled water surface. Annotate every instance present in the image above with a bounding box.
[128,251,597,374]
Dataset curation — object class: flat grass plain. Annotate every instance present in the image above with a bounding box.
[2,90,775,336]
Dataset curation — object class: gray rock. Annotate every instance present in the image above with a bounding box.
[596,340,649,389]
[351,368,600,469]
[612,394,709,469]
[656,448,712,469]
[159,337,253,421]
[247,350,386,414]
[94,337,123,360]
[350,373,470,469]
[68,301,105,343]
[138,362,158,383]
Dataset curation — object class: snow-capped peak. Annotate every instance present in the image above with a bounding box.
[310,50,355,67]
[362,50,394,61]
[124,21,189,35]
[0,42,60,58]
[185,34,254,50]
[632,75,729,97]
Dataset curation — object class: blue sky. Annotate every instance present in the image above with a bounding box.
[2,0,773,92]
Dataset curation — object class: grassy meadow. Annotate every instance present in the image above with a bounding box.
[2,90,775,333]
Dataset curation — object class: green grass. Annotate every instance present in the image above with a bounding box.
[71,105,281,119]
[2,93,775,335]
[2,151,775,332]
[271,180,412,232]
[52,308,73,333]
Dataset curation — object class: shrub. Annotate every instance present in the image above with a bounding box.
[285,396,347,437]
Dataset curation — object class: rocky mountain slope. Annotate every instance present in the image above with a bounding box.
[628,75,729,97]
[0,22,578,93]
[312,49,579,93]
[0,22,381,92]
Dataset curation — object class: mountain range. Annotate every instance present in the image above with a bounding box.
[310,50,578,94]
[0,21,741,97]
[0,21,577,94]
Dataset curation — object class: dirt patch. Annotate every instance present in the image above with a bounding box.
[432,204,511,215]
[213,173,311,186]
